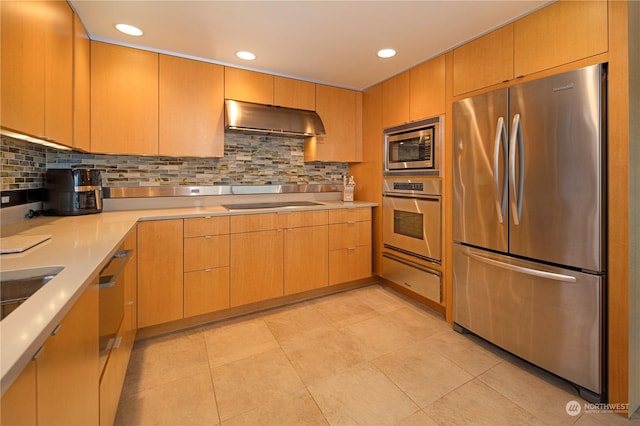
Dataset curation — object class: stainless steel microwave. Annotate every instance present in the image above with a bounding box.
[384,117,441,176]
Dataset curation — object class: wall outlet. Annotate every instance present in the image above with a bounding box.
[1,195,10,204]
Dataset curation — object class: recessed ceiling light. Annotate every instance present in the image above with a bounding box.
[115,23,143,36]
[377,48,397,59]
[236,51,256,61]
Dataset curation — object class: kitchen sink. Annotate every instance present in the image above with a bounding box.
[0,266,64,320]
[222,201,323,211]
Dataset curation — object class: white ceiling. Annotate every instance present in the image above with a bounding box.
[70,0,551,91]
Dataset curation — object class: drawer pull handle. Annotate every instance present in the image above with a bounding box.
[32,346,45,361]
[403,282,413,288]
[51,324,62,336]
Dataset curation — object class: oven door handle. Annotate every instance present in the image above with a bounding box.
[383,194,440,202]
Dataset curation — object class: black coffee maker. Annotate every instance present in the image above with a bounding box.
[45,169,103,215]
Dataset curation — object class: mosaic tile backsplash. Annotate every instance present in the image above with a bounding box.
[1,133,349,191]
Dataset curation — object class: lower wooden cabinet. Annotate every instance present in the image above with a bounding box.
[0,361,37,426]
[328,208,372,285]
[137,220,184,328]
[284,223,328,295]
[100,230,137,426]
[184,268,230,317]
[37,281,100,426]
[230,229,284,307]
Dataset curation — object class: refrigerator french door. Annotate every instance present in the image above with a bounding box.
[452,64,606,402]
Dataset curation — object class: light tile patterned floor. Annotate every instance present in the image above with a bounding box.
[115,284,639,426]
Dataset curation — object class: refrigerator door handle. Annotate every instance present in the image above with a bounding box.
[464,249,577,283]
[493,117,508,223]
[509,113,525,225]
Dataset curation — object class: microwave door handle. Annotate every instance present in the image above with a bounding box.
[493,117,508,223]
[509,113,524,225]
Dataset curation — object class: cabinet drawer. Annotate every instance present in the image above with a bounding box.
[184,235,229,272]
[329,221,371,250]
[329,245,372,285]
[382,254,441,304]
[184,216,229,238]
[230,213,285,233]
[184,268,230,317]
[328,208,371,224]
[280,210,328,228]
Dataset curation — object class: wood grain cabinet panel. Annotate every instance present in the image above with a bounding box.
[230,230,284,307]
[410,55,446,119]
[1,0,73,146]
[329,246,372,285]
[0,361,37,426]
[159,55,224,157]
[513,0,608,77]
[274,76,316,110]
[305,85,362,162]
[329,221,372,250]
[91,41,159,155]
[382,71,410,128]
[184,235,230,272]
[284,225,328,295]
[37,282,99,426]
[328,208,371,224]
[184,216,230,238]
[184,268,230,317]
[73,13,91,151]
[453,24,514,96]
[137,220,183,327]
[224,67,274,104]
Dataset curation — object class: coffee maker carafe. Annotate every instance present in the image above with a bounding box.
[45,169,103,215]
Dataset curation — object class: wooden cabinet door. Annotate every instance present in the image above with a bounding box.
[453,24,514,96]
[44,0,73,147]
[274,76,316,110]
[159,55,224,157]
[230,230,284,307]
[184,268,230,317]
[224,67,274,104]
[284,225,328,295]
[1,1,46,138]
[410,55,446,119]
[0,361,37,426]
[137,220,183,327]
[382,71,410,128]
[37,282,99,426]
[306,85,362,162]
[329,246,372,285]
[91,41,159,155]
[513,0,608,77]
[73,13,91,152]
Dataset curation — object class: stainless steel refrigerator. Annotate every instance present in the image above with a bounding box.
[452,64,606,402]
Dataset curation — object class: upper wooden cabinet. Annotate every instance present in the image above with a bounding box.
[382,55,446,128]
[73,13,91,152]
[305,85,362,162]
[224,67,274,104]
[225,67,316,110]
[453,24,514,96]
[91,41,159,155]
[382,71,410,128]
[159,55,224,157]
[1,0,73,146]
[513,0,608,77]
[274,76,316,110]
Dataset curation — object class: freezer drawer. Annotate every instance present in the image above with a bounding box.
[382,253,441,304]
[453,244,603,396]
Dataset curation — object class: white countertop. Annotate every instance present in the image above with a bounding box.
[0,200,376,395]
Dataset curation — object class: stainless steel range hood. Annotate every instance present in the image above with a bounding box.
[224,99,326,138]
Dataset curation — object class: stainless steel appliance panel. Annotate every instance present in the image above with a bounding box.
[453,244,603,394]
[382,177,441,262]
[452,89,509,252]
[382,253,441,303]
[508,65,605,271]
